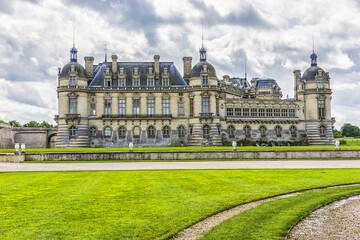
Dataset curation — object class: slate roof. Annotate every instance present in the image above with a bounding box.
[303,66,324,82]
[60,62,87,78]
[253,78,278,88]
[190,61,217,78]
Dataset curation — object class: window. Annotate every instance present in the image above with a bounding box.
[190,98,194,117]
[163,126,170,138]
[275,126,282,137]
[69,126,76,137]
[133,78,140,87]
[202,97,210,113]
[148,99,155,116]
[162,99,170,115]
[147,78,154,87]
[69,98,77,114]
[178,102,184,115]
[290,126,297,137]
[289,109,295,117]
[69,76,76,86]
[104,127,112,137]
[259,125,267,138]
[119,99,125,115]
[266,109,273,117]
[235,108,241,116]
[119,126,126,139]
[318,100,325,119]
[104,99,111,115]
[281,109,288,117]
[105,78,111,88]
[90,103,96,116]
[244,125,251,138]
[203,124,210,138]
[162,78,169,87]
[259,109,265,117]
[228,125,235,138]
[227,108,234,116]
[320,125,326,137]
[90,126,97,137]
[243,108,249,117]
[251,108,257,117]
[202,75,209,85]
[274,109,280,117]
[133,126,140,138]
[133,99,140,115]
[318,79,324,89]
[147,126,155,138]
[178,125,186,137]
[118,78,126,87]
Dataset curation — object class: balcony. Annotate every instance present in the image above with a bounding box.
[101,114,173,119]
[65,114,81,119]
[199,113,214,118]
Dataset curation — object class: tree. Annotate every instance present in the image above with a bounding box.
[9,120,22,127]
[23,121,39,127]
[340,123,360,138]
[0,120,7,124]
[332,126,342,138]
[39,121,53,128]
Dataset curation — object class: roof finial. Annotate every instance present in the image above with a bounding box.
[104,43,107,62]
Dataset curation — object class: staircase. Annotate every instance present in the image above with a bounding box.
[55,120,89,148]
[306,122,334,146]
[188,123,223,146]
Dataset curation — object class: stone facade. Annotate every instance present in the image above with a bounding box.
[55,45,335,148]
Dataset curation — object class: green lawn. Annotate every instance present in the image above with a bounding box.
[337,138,360,146]
[1,145,360,153]
[203,184,360,239]
[1,169,360,239]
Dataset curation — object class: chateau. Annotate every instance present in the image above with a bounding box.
[55,43,335,148]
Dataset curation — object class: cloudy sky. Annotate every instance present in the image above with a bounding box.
[0,0,359,128]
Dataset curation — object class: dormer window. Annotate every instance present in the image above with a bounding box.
[162,78,169,87]
[133,78,140,87]
[148,67,153,75]
[119,78,126,87]
[134,67,139,75]
[119,67,124,75]
[202,75,209,85]
[104,78,111,88]
[147,78,154,87]
[105,67,110,75]
[69,76,76,86]
[163,67,168,75]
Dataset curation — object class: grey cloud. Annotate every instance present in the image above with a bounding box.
[0,0,14,13]
[6,84,47,108]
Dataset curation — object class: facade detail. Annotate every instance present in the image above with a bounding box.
[55,45,335,147]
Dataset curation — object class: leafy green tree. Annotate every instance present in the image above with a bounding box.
[0,120,7,124]
[23,121,39,127]
[332,126,342,138]
[340,123,360,138]
[9,120,22,127]
[39,121,53,128]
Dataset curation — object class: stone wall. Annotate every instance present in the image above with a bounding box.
[12,127,57,148]
[0,123,14,148]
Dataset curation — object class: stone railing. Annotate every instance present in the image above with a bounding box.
[101,114,172,119]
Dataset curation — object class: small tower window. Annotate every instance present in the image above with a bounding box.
[202,97,210,113]
[69,76,76,86]
[318,100,325,119]
[69,98,77,114]
[202,75,209,85]
[317,79,324,89]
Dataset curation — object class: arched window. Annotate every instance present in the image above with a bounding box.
[203,124,210,139]
[119,126,126,139]
[178,125,186,138]
[104,126,112,137]
[290,126,297,138]
[320,125,326,137]
[275,126,282,138]
[162,126,170,138]
[228,125,235,138]
[69,126,76,137]
[133,126,141,138]
[89,126,97,137]
[259,125,267,138]
[148,125,155,138]
[244,125,251,138]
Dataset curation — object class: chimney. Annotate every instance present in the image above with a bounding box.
[182,57,192,79]
[84,56,94,77]
[154,55,160,75]
[223,75,230,82]
[112,55,118,77]
[293,70,301,100]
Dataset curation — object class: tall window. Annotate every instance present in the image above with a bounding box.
[318,100,325,119]
[148,99,155,116]
[243,108,249,117]
[235,108,241,116]
[259,109,265,117]
[320,125,326,137]
[290,126,297,138]
[259,125,267,138]
[104,99,111,115]
[147,78,154,87]
[228,125,235,138]
[69,126,76,137]
[178,102,184,115]
[190,98,194,116]
[163,126,170,138]
[90,103,96,116]
[118,78,126,87]
[318,79,324,89]
[203,124,210,138]
[289,109,295,117]
[266,109,273,117]
[274,109,281,117]
[133,99,140,115]
[104,126,112,137]
[89,126,97,137]
[202,75,209,85]
[244,125,251,138]
[251,108,257,117]
[69,76,76,86]
[275,126,282,137]
[162,78,169,87]
[162,99,170,115]
[104,78,111,87]
[69,98,77,114]
[119,126,126,139]
[178,125,186,137]
[119,99,125,115]
[133,78,140,87]
[281,109,288,117]
[147,126,155,138]
[202,97,210,113]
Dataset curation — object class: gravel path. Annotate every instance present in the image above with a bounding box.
[288,194,360,240]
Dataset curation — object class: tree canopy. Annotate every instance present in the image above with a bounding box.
[340,123,360,138]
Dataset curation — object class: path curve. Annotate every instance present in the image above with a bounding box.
[170,184,360,240]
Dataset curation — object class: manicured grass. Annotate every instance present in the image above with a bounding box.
[1,169,360,239]
[202,185,360,240]
[1,145,360,153]
[337,138,360,146]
